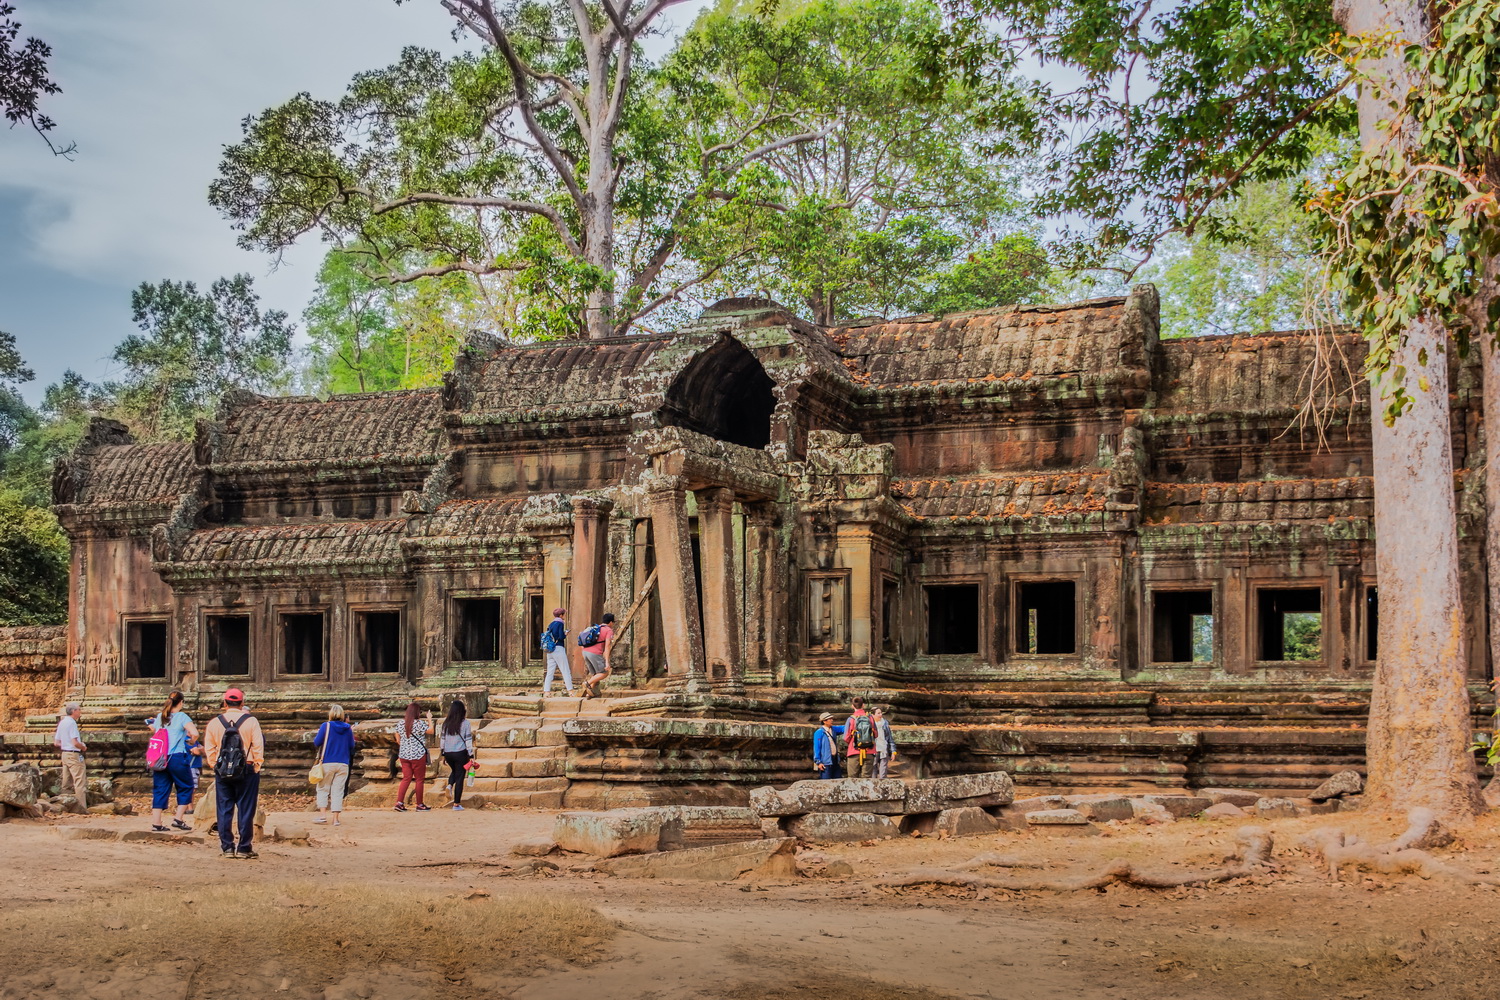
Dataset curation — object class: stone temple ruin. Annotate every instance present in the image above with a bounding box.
[1,285,1491,806]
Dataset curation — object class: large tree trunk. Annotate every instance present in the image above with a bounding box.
[1478,282,1500,805]
[1340,0,1484,819]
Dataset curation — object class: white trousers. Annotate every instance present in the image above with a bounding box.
[543,646,574,693]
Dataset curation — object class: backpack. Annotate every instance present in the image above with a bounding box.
[540,625,559,653]
[852,714,876,751]
[145,721,171,772]
[576,624,602,648]
[214,713,252,780]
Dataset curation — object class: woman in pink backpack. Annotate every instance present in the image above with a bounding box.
[148,690,198,832]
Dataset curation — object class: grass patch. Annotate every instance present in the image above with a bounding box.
[0,882,612,995]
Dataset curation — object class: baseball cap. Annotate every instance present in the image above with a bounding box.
[223,688,245,705]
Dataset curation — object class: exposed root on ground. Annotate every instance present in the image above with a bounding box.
[1300,807,1499,885]
[880,827,1275,893]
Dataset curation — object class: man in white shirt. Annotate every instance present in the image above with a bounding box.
[52,702,88,809]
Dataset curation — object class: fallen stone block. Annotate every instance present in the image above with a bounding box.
[1137,794,1212,819]
[760,817,785,839]
[905,771,1015,814]
[121,830,205,845]
[1339,795,1364,811]
[1066,795,1135,822]
[1306,800,1340,815]
[265,820,311,844]
[1007,795,1068,814]
[1255,797,1303,819]
[1202,802,1246,819]
[1129,801,1174,825]
[56,826,120,842]
[0,764,41,808]
[1309,770,1364,802]
[934,807,1002,838]
[598,837,798,880]
[654,806,763,849]
[511,838,559,857]
[553,809,674,857]
[748,779,907,817]
[786,812,900,844]
[1025,809,1099,837]
[85,777,115,804]
[1198,788,1263,808]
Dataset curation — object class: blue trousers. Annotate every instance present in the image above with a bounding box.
[817,760,843,779]
[215,769,261,852]
[151,752,195,809]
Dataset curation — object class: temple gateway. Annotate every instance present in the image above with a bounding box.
[27,286,1491,802]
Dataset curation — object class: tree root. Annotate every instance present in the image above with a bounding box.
[880,827,1275,893]
[1299,807,1496,884]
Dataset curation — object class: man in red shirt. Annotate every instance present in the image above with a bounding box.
[581,612,616,699]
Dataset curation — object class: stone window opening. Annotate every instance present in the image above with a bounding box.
[881,579,899,655]
[1365,586,1379,661]
[805,573,849,652]
[1258,588,1322,661]
[526,594,547,662]
[1015,581,1076,655]
[280,612,326,675]
[658,336,776,449]
[204,614,250,676]
[924,584,980,655]
[124,619,168,680]
[1151,590,1214,663]
[452,597,501,661]
[353,609,402,673]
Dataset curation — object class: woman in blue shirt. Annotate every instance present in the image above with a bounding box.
[313,704,357,826]
[149,691,197,832]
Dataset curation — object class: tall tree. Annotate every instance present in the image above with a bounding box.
[0,330,35,458]
[0,1,71,156]
[113,275,293,440]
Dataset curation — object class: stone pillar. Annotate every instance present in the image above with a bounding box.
[570,497,614,680]
[836,523,875,664]
[1221,557,1250,674]
[696,487,743,691]
[648,477,706,689]
[743,506,772,679]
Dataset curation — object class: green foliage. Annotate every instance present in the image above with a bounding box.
[1311,0,1500,421]
[0,1,72,156]
[303,251,406,394]
[913,233,1049,316]
[1282,612,1323,661]
[0,487,67,626]
[114,274,293,439]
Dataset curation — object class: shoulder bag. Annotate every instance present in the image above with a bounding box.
[308,724,328,785]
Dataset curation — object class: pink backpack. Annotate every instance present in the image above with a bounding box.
[146,723,171,771]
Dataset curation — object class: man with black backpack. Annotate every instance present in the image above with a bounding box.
[843,696,877,779]
[203,688,265,859]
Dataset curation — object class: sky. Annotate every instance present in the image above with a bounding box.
[0,0,706,404]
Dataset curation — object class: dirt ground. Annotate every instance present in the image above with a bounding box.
[3,798,1499,999]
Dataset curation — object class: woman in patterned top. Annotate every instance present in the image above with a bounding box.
[394,701,433,812]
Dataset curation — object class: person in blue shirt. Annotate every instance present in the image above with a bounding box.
[313,704,357,827]
[148,690,197,832]
[813,713,846,779]
[541,607,574,697]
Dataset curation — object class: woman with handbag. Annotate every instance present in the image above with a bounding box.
[394,702,433,812]
[438,700,475,810]
[312,704,356,826]
[148,690,198,832]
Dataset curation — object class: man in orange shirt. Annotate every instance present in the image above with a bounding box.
[203,688,265,859]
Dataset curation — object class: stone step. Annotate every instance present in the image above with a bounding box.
[463,775,569,794]
[463,789,566,809]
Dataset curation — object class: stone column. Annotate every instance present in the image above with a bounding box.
[836,522,875,664]
[1221,556,1250,674]
[696,487,743,691]
[743,506,772,679]
[569,497,614,680]
[649,477,707,689]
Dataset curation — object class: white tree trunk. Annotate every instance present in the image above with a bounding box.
[1339,0,1484,818]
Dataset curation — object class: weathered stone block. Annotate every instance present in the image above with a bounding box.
[905,771,1015,814]
[1026,809,1098,836]
[748,779,907,817]
[1309,770,1363,802]
[1137,794,1212,819]
[1066,794,1134,822]
[1202,802,1246,819]
[0,763,41,807]
[1198,788,1263,808]
[553,809,675,856]
[1008,795,1068,814]
[55,825,120,841]
[1254,797,1302,819]
[785,812,899,844]
[654,805,763,849]
[121,830,205,845]
[598,837,798,880]
[1129,800,1174,824]
[934,806,1002,838]
[512,838,559,857]
[85,777,115,804]
[510,757,565,778]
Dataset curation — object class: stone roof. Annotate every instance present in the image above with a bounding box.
[213,390,447,470]
[1151,331,1368,415]
[891,474,1113,522]
[68,443,197,509]
[171,519,407,573]
[828,297,1137,389]
[1143,478,1375,525]
[463,339,668,421]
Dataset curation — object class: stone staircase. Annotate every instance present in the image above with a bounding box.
[452,696,613,808]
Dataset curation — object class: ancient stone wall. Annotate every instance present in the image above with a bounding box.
[0,626,67,730]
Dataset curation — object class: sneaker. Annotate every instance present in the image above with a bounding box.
[313,817,328,824]
[171,820,191,831]
[236,848,259,860]
[415,804,432,812]
[221,849,238,859]
[451,804,465,811]
[393,803,407,812]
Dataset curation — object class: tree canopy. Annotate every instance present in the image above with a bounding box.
[0,1,71,156]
